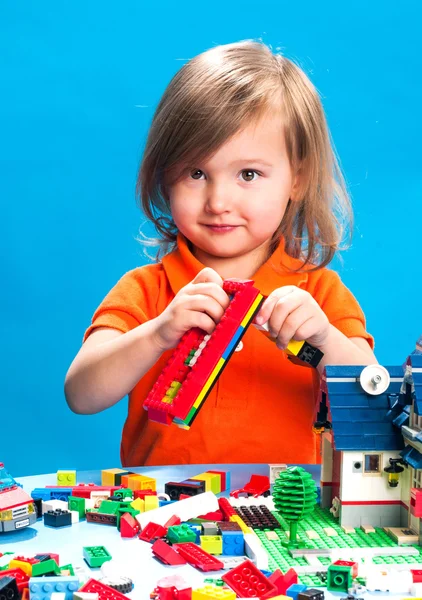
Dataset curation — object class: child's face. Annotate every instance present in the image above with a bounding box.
[168,111,299,273]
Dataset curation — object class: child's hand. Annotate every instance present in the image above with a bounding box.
[254,286,330,350]
[152,267,230,352]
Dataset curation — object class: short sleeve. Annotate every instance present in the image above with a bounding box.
[83,266,161,343]
[312,269,375,350]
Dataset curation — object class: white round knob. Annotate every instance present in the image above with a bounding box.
[359,364,390,395]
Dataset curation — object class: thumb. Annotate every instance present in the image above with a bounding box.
[255,286,295,325]
[192,267,224,286]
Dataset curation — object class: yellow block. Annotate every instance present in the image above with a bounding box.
[130,497,145,512]
[101,468,128,486]
[57,470,76,486]
[9,559,32,576]
[191,473,221,494]
[229,515,252,534]
[121,474,156,491]
[193,585,236,600]
[144,495,159,511]
[200,535,223,555]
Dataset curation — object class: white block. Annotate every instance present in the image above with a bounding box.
[243,533,268,570]
[50,594,66,600]
[135,491,218,528]
[73,593,99,600]
[70,510,80,523]
[42,499,68,513]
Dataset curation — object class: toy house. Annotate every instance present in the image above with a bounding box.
[318,335,422,535]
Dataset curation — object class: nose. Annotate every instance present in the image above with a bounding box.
[205,181,233,214]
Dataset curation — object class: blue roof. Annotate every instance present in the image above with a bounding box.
[324,365,405,452]
[401,445,422,469]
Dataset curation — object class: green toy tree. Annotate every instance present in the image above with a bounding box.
[273,466,318,548]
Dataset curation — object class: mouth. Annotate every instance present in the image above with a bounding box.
[203,224,240,231]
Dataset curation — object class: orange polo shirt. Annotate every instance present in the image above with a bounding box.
[84,233,374,467]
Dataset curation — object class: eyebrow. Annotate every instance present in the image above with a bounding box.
[228,158,273,167]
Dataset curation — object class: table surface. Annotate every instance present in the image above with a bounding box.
[0,464,404,600]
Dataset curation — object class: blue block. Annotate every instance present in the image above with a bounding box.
[30,487,52,500]
[286,583,307,599]
[222,530,244,555]
[29,575,79,599]
[222,325,245,359]
[188,524,201,543]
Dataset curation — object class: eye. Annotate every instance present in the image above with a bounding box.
[240,169,260,182]
[190,169,205,180]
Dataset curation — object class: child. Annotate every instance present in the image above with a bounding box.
[65,40,376,467]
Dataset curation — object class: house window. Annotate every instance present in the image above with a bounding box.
[413,468,422,489]
[364,454,381,474]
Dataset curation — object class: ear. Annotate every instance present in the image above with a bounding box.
[290,166,302,202]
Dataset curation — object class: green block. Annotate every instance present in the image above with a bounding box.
[112,488,133,500]
[83,546,112,568]
[167,524,197,544]
[68,495,85,519]
[327,564,353,592]
[32,559,61,577]
[116,506,140,531]
[59,563,75,576]
[99,500,121,515]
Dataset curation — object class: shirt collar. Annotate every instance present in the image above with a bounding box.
[161,232,308,297]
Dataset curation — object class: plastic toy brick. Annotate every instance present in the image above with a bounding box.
[153,575,192,600]
[44,509,72,528]
[218,498,236,520]
[101,468,132,487]
[200,535,223,555]
[71,485,120,499]
[221,559,278,598]
[139,521,168,542]
[68,496,86,519]
[197,509,223,521]
[191,473,221,494]
[297,590,324,600]
[173,543,224,571]
[32,558,61,577]
[192,585,236,599]
[136,490,219,529]
[9,557,38,576]
[167,524,197,544]
[165,480,206,500]
[79,578,128,599]
[120,512,140,538]
[286,583,308,600]
[57,470,76,486]
[206,470,229,493]
[332,559,358,578]
[152,540,187,566]
[234,504,280,530]
[83,547,112,568]
[121,473,156,492]
[164,515,181,527]
[269,568,299,595]
[327,563,352,592]
[0,567,29,593]
[144,280,264,427]
[230,474,270,498]
[133,488,157,500]
[0,576,19,600]
[222,531,244,556]
[85,511,117,526]
[28,575,79,600]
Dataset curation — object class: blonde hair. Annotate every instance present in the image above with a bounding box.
[136,40,352,270]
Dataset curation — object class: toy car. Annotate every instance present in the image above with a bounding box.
[230,474,271,498]
[0,462,36,532]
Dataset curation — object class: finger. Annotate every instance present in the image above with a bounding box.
[275,304,313,349]
[264,292,304,338]
[186,295,226,324]
[192,267,224,286]
[254,286,297,325]
[186,282,230,310]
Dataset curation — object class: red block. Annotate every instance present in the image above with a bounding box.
[79,578,128,599]
[268,568,298,594]
[410,488,422,517]
[207,470,227,492]
[197,510,223,521]
[218,497,236,520]
[173,543,224,571]
[164,515,181,528]
[0,568,29,593]
[71,484,121,499]
[133,489,157,500]
[154,575,192,600]
[120,512,140,538]
[221,559,278,599]
[152,540,187,566]
[333,560,358,578]
[139,521,168,542]
[411,569,422,583]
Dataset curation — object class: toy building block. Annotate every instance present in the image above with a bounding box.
[235,504,280,530]
[165,480,206,500]
[28,576,79,600]
[32,558,61,577]
[101,469,132,486]
[139,521,168,542]
[192,585,236,599]
[230,474,270,498]
[56,470,76,486]
[327,562,352,592]
[153,575,192,600]
[0,576,19,600]
[167,524,197,544]
[0,567,29,593]
[144,495,159,511]
[73,594,99,600]
[297,590,324,600]
[218,497,236,520]
[121,473,156,492]
[143,280,265,428]
[152,540,187,566]
[43,509,72,528]
[200,535,223,555]
[221,559,278,598]
[136,491,218,528]
[190,473,221,494]
[83,547,112,569]
[243,532,269,570]
[269,568,299,595]
[68,495,85,519]
[286,583,308,600]
[173,543,224,571]
[206,470,230,493]
[222,530,244,556]
[85,511,117,526]
[120,513,140,538]
[79,579,128,599]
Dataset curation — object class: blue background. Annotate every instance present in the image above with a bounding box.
[1,1,421,476]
